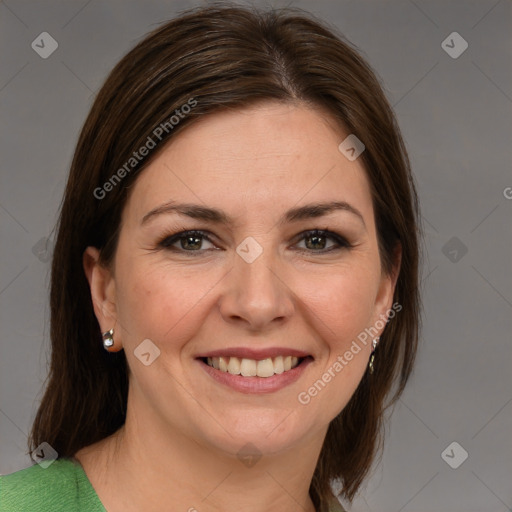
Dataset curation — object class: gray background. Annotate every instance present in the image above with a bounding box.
[0,1,511,511]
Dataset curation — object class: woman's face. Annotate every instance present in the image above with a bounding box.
[88,101,398,458]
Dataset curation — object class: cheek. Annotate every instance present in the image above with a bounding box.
[294,267,378,417]
[299,263,378,348]
[114,260,223,350]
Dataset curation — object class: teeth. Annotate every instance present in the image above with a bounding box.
[273,355,284,374]
[227,357,241,375]
[240,358,257,377]
[218,356,229,372]
[257,358,274,378]
[206,355,302,377]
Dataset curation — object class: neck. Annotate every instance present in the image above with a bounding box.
[76,390,327,512]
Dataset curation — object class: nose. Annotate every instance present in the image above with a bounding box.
[218,247,295,331]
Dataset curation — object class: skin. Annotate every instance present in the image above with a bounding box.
[76,101,400,512]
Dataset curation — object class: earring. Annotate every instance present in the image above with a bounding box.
[102,328,114,351]
[368,337,380,374]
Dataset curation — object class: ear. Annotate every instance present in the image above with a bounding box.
[372,243,402,334]
[83,246,123,351]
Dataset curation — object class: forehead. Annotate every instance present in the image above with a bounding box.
[124,102,373,226]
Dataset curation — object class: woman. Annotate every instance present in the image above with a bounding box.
[0,3,420,511]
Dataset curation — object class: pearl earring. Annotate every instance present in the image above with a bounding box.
[102,328,114,351]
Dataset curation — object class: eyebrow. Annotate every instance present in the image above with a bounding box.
[141,200,366,228]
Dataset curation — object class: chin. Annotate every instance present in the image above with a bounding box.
[197,413,313,459]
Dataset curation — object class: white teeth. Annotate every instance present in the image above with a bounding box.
[240,358,257,377]
[273,355,284,374]
[205,355,302,377]
[227,357,241,375]
[218,356,229,372]
[256,358,274,378]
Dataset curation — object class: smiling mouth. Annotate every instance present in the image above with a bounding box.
[199,355,312,378]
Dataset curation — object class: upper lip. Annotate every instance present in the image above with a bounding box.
[196,347,312,360]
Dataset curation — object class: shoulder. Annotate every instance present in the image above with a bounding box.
[0,458,105,512]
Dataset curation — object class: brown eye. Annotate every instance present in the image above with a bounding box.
[159,230,216,252]
[296,230,350,253]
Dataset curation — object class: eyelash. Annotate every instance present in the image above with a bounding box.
[157,229,351,255]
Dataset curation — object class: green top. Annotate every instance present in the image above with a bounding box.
[0,458,106,512]
[0,457,346,511]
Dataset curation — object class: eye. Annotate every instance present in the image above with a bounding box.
[157,228,351,255]
[158,230,217,253]
[294,229,351,253]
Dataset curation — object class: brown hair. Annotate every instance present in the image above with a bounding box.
[28,3,420,510]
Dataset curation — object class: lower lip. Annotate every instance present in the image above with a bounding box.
[196,357,313,394]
